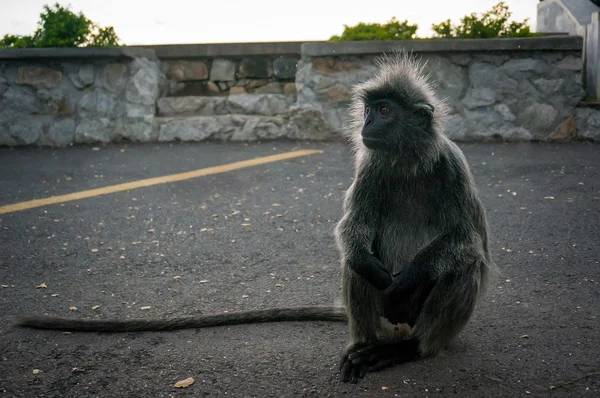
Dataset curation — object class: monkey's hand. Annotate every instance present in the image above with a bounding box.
[381,271,414,297]
[381,273,434,326]
[348,251,393,291]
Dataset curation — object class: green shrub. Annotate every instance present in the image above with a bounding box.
[329,17,418,42]
[87,26,120,48]
[0,3,121,48]
[431,2,533,38]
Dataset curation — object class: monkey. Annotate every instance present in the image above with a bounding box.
[334,52,497,383]
[12,52,495,386]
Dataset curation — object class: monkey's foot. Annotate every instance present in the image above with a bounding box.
[339,342,371,383]
[347,339,420,374]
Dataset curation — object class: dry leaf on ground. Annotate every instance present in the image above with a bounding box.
[173,377,195,388]
[36,282,47,289]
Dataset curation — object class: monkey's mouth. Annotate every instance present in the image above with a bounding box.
[362,136,383,149]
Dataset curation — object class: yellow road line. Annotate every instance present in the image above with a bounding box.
[0,149,324,215]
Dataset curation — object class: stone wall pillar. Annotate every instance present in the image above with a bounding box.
[585,12,600,100]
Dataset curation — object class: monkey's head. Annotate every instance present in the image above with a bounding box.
[349,52,448,155]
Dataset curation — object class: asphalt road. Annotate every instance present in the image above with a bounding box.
[0,141,598,397]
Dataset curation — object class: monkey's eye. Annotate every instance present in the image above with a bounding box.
[379,106,389,115]
[364,106,370,115]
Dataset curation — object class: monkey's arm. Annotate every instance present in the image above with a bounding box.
[335,177,393,291]
[384,223,484,295]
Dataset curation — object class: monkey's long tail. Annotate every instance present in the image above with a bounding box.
[12,306,348,332]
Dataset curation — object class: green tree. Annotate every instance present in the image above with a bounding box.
[33,3,92,47]
[432,2,533,38]
[0,34,36,48]
[87,26,120,47]
[0,3,121,48]
[329,17,418,41]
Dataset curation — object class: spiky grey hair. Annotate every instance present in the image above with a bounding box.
[346,52,450,152]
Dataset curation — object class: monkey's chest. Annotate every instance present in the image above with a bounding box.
[373,200,442,273]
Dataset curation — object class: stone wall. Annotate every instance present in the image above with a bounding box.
[296,37,597,141]
[0,44,305,146]
[161,53,299,97]
[0,37,598,146]
[0,48,162,145]
[146,42,301,96]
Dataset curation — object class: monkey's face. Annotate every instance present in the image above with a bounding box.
[360,98,434,151]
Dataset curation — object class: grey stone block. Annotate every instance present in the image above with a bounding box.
[9,119,43,144]
[3,86,39,113]
[469,62,519,94]
[502,58,548,74]
[75,118,112,143]
[79,64,95,86]
[116,117,158,142]
[421,55,468,100]
[576,107,600,140]
[16,66,62,88]
[239,58,273,78]
[227,93,294,116]
[0,125,17,145]
[71,64,95,89]
[494,104,516,121]
[102,63,127,92]
[210,59,236,81]
[253,82,283,94]
[125,103,155,118]
[273,57,298,79]
[156,115,288,142]
[532,77,565,93]
[126,58,160,106]
[157,116,236,141]
[286,105,335,140]
[47,118,75,145]
[166,60,208,81]
[462,88,497,110]
[517,102,559,132]
[557,55,582,70]
[283,83,297,95]
[157,94,293,117]
[79,88,117,116]
[157,96,227,116]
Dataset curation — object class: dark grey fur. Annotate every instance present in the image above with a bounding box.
[334,52,497,383]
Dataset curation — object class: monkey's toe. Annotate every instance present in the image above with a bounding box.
[340,343,369,383]
[340,357,365,383]
[347,343,384,367]
[348,339,420,373]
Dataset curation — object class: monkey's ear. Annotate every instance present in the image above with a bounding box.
[415,103,434,118]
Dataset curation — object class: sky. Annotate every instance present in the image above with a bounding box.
[0,0,541,45]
